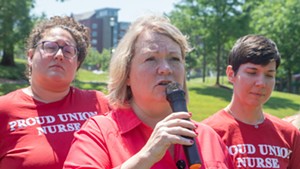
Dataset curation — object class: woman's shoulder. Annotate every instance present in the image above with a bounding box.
[0,88,28,105]
[202,109,232,126]
[196,122,219,134]
[0,88,31,117]
[266,113,300,132]
[70,87,108,102]
[81,110,121,133]
[0,88,24,98]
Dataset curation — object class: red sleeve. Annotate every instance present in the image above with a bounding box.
[63,116,121,169]
[195,122,234,168]
[289,129,300,169]
[95,91,111,115]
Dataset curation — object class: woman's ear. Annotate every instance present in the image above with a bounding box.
[226,65,235,83]
[27,49,34,66]
[126,75,131,86]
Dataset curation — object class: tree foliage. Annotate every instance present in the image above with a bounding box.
[0,0,34,66]
[169,0,300,93]
[250,0,300,92]
[83,48,111,72]
[169,0,249,85]
[0,0,65,66]
[1,0,300,93]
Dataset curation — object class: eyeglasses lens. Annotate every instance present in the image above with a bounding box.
[42,41,76,58]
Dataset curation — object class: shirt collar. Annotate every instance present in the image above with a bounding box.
[113,108,144,134]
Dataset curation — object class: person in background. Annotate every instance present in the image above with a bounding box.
[0,16,110,169]
[63,15,234,169]
[202,34,300,169]
[283,113,300,130]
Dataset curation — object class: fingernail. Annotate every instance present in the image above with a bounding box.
[190,139,194,144]
[194,123,198,128]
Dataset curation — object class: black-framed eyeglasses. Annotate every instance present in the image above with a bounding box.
[35,41,78,59]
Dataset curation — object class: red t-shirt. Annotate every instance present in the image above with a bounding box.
[202,109,300,169]
[64,108,234,169]
[0,87,110,169]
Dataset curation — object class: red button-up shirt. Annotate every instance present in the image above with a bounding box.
[64,108,233,169]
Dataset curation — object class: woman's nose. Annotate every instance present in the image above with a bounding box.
[157,59,173,75]
[255,75,267,88]
[53,48,64,60]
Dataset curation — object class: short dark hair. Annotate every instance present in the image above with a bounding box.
[228,34,281,74]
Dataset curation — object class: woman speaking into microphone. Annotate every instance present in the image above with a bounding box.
[64,14,233,169]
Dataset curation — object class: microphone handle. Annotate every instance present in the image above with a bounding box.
[169,99,202,169]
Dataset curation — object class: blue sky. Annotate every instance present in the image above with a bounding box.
[32,0,179,22]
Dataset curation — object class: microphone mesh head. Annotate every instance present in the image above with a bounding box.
[166,82,182,95]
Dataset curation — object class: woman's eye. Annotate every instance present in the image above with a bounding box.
[45,46,57,51]
[145,57,155,61]
[247,72,256,75]
[172,57,180,61]
[64,49,72,54]
[170,56,181,62]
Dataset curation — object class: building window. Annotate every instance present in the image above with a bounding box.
[92,39,97,45]
[96,10,108,18]
[92,23,98,29]
[92,31,97,37]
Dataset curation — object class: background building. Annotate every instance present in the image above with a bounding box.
[72,8,130,53]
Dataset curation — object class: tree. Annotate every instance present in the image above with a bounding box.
[250,0,300,92]
[0,0,65,67]
[98,49,111,71]
[83,48,111,72]
[0,0,34,66]
[169,0,250,85]
[168,7,204,80]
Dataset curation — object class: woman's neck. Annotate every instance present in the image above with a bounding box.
[131,100,171,128]
[24,84,70,103]
[225,103,265,127]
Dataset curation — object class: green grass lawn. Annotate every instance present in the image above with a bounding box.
[0,59,28,95]
[1,59,300,121]
[187,78,300,121]
[0,59,27,80]
[73,69,109,93]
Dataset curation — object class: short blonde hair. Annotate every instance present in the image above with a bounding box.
[107,15,190,108]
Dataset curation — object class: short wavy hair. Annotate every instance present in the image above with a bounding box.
[107,15,191,108]
[25,16,90,79]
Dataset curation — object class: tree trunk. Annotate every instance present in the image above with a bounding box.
[216,43,221,86]
[202,50,206,83]
[1,43,15,66]
[287,67,292,93]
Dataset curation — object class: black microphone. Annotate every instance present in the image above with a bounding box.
[176,160,186,169]
[166,82,202,169]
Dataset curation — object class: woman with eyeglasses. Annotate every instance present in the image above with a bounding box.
[0,16,110,169]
